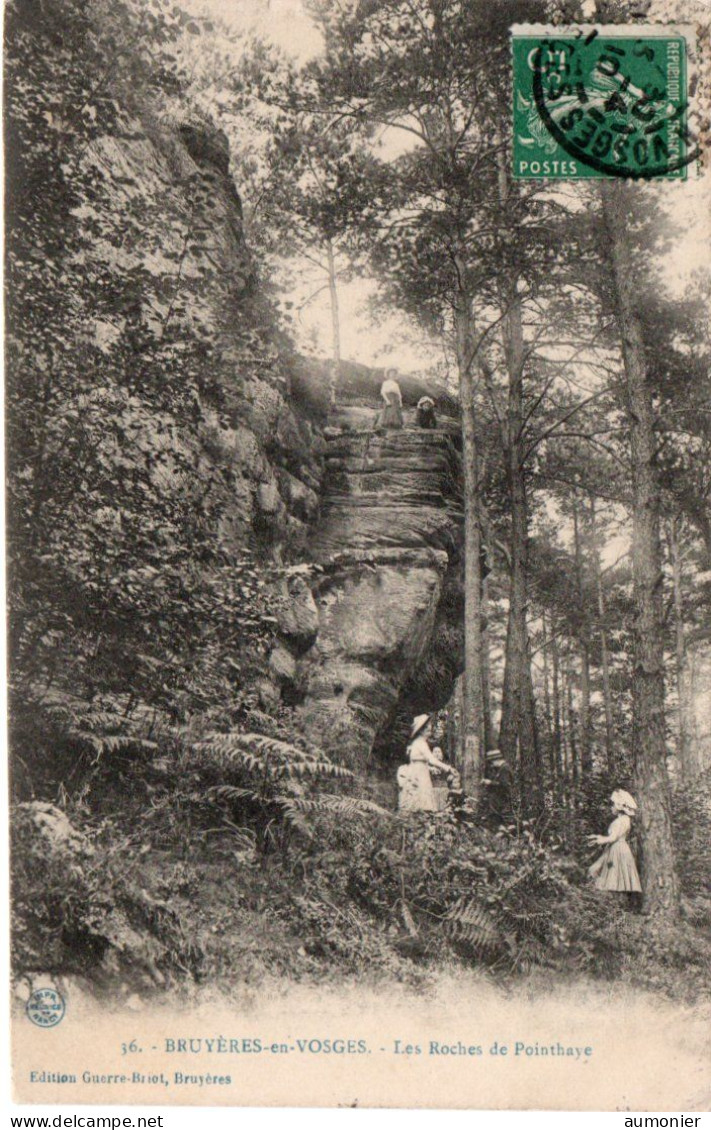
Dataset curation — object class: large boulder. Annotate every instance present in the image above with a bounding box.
[13,802,94,866]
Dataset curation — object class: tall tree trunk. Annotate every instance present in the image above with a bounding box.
[447,677,458,765]
[498,625,517,760]
[326,238,341,406]
[601,182,679,919]
[578,649,591,778]
[590,496,615,774]
[498,294,542,816]
[454,286,483,805]
[560,664,571,781]
[541,610,557,785]
[668,516,692,777]
[523,653,541,803]
[541,611,552,734]
[572,500,593,778]
[560,654,576,838]
[456,673,466,769]
[550,621,563,791]
[481,575,494,754]
[564,653,580,809]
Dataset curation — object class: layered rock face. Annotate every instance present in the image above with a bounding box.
[290,407,464,767]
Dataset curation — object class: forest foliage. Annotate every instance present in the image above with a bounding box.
[6,0,711,996]
[7,0,291,794]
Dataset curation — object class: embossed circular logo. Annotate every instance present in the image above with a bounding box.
[26,988,65,1028]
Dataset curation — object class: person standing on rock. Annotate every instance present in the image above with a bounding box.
[378,368,404,430]
[397,714,452,812]
[416,396,437,429]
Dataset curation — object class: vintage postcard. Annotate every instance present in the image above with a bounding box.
[6,0,711,1112]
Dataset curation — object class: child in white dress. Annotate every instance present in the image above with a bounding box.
[587,789,642,893]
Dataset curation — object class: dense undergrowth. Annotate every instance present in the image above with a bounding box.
[7,0,711,1018]
[11,726,711,1006]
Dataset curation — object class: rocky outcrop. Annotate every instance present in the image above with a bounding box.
[82,111,325,560]
[11,804,194,987]
[289,408,464,767]
[312,418,462,558]
[67,74,464,770]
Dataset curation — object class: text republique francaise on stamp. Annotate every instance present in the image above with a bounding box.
[512,24,699,179]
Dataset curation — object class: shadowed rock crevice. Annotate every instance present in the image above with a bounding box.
[371,566,465,769]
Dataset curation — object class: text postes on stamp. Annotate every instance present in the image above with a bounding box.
[26,987,66,1029]
[512,25,698,180]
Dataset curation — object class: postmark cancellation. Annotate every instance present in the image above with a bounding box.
[512,24,700,179]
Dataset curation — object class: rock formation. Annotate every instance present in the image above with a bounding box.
[18,24,465,781]
[80,110,326,561]
[288,402,464,769]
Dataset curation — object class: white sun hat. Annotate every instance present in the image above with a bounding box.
[611,789,638,816]
[410,713,431,739]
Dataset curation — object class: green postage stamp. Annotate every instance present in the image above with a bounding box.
[512,24,698,179]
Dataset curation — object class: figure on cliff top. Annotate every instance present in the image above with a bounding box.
[378,368,404,430]
[397,713,452,812]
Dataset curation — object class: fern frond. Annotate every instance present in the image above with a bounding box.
[272,792,396,841]
[37,699,126,730]
[283,793,395,821]
[204,785,260,805]
[443,897,505,956]
[287,761,352,780]
[204,822,256,855]
[24,695,155,759]
[193,732,353,783]
[72,731,157,757]
[75,710,129,731]
[276,799,313,838]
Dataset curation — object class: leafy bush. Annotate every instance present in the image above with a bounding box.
[11,802,203,987]
[180,730,394,846]
[672,768,711,897]
[345,810,584,973]
[12,770,711,1002]
[332,805,711,999]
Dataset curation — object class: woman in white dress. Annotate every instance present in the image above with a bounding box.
[397,714,451,812]
[378,369,404,429]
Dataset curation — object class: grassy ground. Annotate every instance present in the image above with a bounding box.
[12,768,711,1014]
